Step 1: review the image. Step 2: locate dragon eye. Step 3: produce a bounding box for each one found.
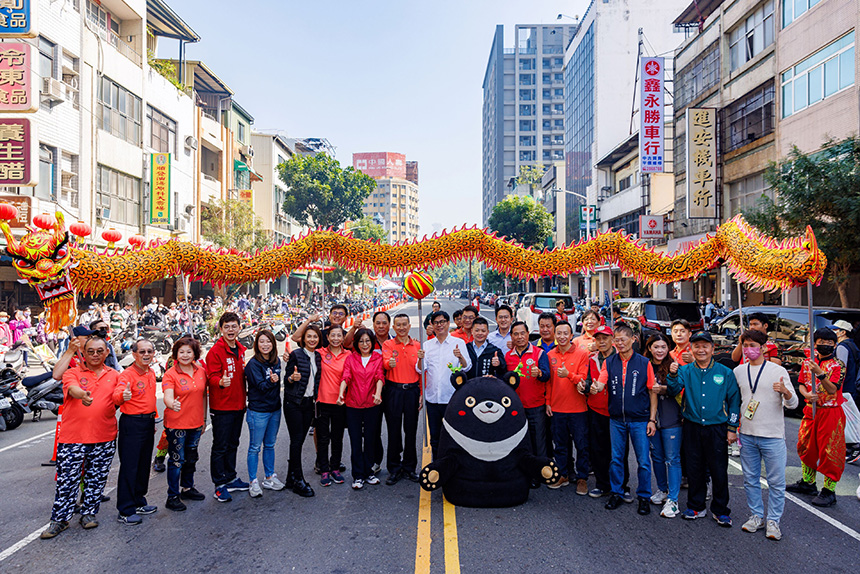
[56,247,67,258]
[16,260,32,269]
[501,396,512,407]
[802,241,811,250]
[465,396,476,407]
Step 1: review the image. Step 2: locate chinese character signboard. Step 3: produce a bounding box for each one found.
[0,193,29,227]
[150,153,171,225]
[0,42,34,112]
[238,188,253,207]
[0,117,34,185]
[686,108,717,219]
[353,152,407,180]
[639,57,664,173]
[0,1,36,38]
[639,214,664,239]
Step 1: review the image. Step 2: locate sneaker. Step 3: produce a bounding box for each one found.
[622,488,634,503]
[308,427,314,437]
[214,486,232,502]
[366,475,380,485]
[786,479,818,496]
[180,487,205,501]
[225,478,250,492]
[79,514,99,529]
[249,479,263,498]
[548,476,569,489]
[810,488,837,507]
[165,496,186,512]
[847,447,860,464]
[575,479,588,496]
[39,521,69,539]
[682,508,707,520]
[152,456,166,473]
[331,470,345,484]
[713,513,732,528]
[660,499,679,518]
[588,487,607,498]
[352,478,364,490]
[371,463,382,475]
[742,515,764,533]
[765,520,782,540]
[604,494,623,510]
[261,474,285,491]
[320,472,333,487]
[650,490,668,505]
[729,443,740,457]
[117,513,142,525]
[637,497,651,515]
[135,505,157,515]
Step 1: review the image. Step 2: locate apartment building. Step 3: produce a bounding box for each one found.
[354,152,420,242]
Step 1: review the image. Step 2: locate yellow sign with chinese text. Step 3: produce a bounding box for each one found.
[150,153,171,225]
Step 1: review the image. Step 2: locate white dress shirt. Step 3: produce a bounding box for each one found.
[419,334,472,405]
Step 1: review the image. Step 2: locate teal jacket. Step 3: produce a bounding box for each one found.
[666,360,741,431]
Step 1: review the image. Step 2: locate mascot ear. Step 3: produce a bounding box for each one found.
[503,371,520,391]
[450,371,468,389]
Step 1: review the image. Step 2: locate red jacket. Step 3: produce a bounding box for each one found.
[205,337,246,411]
[342,352,384,409]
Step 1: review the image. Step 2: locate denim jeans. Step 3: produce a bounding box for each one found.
[739,433,787,523]
[246,409,281,482]
[609,419,651,499]
[649,425,682,502]
[166,426,203,498]
[550,411,589,480]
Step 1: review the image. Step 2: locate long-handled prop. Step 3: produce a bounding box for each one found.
[404,271,435,449]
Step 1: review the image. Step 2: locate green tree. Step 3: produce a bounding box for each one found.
[515,165,546,196]
[430,261,470,289]
[482,268,508,294]
[744,136,860,307]
[200,198,269,253]
[277,153,377,229]
[325,217,388,289]
[488,194,553,248]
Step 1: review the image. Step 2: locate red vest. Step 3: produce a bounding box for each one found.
[506,345,546,408]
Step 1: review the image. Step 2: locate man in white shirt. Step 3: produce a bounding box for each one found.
[488,304,514,351]
[419,310,471,459]
[734,329,797,542]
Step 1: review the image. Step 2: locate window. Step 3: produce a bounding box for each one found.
[519,58,534,71]
[519,74,534,86]
[60,152,79,208]
[520,135,535,146]
[147,106,176,155]
[96,165,141,226]
[520,104,534,116]
[607,208,645,236]
[617,172,637,192]
[728,172,772,216]
[722,81,775,152]
[520,150,536,161]
[519,89,534,101]
[278,155,287,165]
[98,77,141,145]
[542,73,551,84]
[782,0,822,28]
[34,145,54,201]
[729,1,774,71]
[674,42,720,110]
[781,32,854,118]
[38,37,55,80]
[519,120,535,131]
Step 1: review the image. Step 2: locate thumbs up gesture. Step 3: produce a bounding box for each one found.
[773,376,788,396]
[122,383,132,402]
[172,398,181,412]
[452,345,462,359]
[82,391,93,407]
[388,356,397,369]
[491,355,500,367]
[290,366,301,382]
[221,374,231,389]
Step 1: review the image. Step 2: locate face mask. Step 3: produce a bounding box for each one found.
[742,347,762,361]
[0,318,6,322]
[816,344,835,358]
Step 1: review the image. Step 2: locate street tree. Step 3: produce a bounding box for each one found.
[488,195,553,248]
[277,153,377,229]
[200,198,269,253]
[744,136,860,307]
[515,165,546,197]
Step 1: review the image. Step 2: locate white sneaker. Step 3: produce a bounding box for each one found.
[650,490,668,505]
[765,520,782,540]
[249,479,263,498]
[366,475,380,485]
[261,474,285,491]
[730,443,740,457]
[371,463,382,475]
[660,499,679,518]
[352,479,364,490]
[742,515,764,533]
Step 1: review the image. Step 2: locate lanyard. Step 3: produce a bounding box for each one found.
[747,362,766,394]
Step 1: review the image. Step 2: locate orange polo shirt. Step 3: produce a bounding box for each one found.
[382,337,422,385]
[451,328,474,344]
[318,346,351,404]
[573,332,595,354]
[60,364,120,444]
[162,363,207,430]
[114,363,158,415]
[546,344,590,413]
[670,343,692,366]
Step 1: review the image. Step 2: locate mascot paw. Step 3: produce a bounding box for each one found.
[419,468,440,491]
[540,461,560,485]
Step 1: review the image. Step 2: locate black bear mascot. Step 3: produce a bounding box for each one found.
[419,371,559,507]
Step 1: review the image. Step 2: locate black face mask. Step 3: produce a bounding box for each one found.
[816,344,835,358]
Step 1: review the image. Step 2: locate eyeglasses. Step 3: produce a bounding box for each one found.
[432,320,449,326]
[86,348,107,356]
[136,350,155,355]
[330,311,346,317]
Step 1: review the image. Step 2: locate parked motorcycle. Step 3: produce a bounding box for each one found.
[0,347,25,376]
[0,367,26,431]
[20,370,63,422]
[270,322,288,342]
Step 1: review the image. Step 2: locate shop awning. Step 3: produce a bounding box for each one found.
[146,0,201,42]
[234,159,263,182]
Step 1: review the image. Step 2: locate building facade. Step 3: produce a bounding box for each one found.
[354,152,420,242]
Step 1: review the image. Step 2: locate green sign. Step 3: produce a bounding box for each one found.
[150,153,171,225]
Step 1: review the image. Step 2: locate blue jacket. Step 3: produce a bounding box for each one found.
[245,356,282,413]
[666,360,741,430]
[605,352,651,422]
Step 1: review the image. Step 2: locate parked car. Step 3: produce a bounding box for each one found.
[508,292,525,312]
[708,305,860,417]
[615,298,704,339]
[516,293,575,336]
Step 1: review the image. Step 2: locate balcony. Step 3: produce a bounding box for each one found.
[201,173,221,203]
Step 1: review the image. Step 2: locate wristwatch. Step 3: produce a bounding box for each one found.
[815,372,827,381]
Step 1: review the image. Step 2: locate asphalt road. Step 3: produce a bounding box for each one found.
[0,297,858,573]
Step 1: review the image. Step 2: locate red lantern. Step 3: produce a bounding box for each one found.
[128,234,145,247]
[0,202,17,221]
[102,228,122,244]
[33,212,56,230]
[69,220,91,238]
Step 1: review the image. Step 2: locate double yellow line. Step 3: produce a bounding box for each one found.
[414,437,460,574]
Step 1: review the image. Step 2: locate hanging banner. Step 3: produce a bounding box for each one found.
[0,117,35,186]
[0,0,36,38]
[150,153,171,225]
[639,57,664,173]
[0,42,36,112]
[686,108,717,219]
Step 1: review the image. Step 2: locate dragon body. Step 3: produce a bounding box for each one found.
[1,213,826,333]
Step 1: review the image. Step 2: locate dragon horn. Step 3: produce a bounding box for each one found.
[0,220,19,254]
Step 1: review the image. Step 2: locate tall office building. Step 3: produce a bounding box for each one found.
[482,23,577,226]
[354,152,420,242]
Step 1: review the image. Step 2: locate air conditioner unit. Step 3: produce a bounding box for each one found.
[41,77,65,102]
[184,136,198,150]
[175,217,189,233]
[95,206,110,220]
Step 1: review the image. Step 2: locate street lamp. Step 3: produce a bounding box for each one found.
[550,187,594,301]
[557,14,579,21]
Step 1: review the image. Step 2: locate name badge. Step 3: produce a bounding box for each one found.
[744,399,760,420]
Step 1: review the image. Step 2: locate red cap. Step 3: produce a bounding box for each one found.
[594,326,614,337]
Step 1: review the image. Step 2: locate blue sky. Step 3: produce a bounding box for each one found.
[168,0,589,235]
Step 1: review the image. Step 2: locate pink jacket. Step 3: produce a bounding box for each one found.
[342,352,384,409]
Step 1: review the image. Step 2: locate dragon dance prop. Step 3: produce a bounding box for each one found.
[0,211,826,333]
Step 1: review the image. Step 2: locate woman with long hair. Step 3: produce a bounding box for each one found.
[245,330,284,498]
[283,325,322,498]
[315,325,350,487]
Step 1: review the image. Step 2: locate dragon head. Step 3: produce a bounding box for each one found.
[797,225,827,286]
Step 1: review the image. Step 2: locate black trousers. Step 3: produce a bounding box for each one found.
[284,397,314,478]
[374,398,385,467]
[346,405,382,480]
[383,383,420,475]
[426,401,447,460]
[683,420,730,516]
[588,409,629,493]
[116,414,155,516]
[315,402,346,473]
[210,409,245,487]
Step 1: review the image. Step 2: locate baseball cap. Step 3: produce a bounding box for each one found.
[689,331,713,344]
[72,326,96,337]
[830,320,853,332]
[594,326,614,337]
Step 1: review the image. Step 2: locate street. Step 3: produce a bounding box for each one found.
[0,299,858,574]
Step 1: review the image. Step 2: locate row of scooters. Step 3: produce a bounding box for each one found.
[0,348,63,432]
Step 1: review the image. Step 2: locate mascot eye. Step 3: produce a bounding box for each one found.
[501,396,511,407]
[465,396,476,407]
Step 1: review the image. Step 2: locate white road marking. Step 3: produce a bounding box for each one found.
[0,430,55,454]
[727,459,860,542]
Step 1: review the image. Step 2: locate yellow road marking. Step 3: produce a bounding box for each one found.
[443,496,461,574]
[414,428,433,574]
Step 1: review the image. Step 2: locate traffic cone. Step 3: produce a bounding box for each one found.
[42,404,62,467]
